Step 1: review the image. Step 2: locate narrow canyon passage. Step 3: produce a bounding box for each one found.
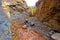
[0,0,60,40]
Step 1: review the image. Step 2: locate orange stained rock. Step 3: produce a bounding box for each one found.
[12,28,46,40]
[11,20,46,40]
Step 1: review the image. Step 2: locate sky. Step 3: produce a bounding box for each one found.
[25,0,38,6]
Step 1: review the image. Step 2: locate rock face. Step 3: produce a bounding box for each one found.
[36,0,60,32]
[1,0,29,40]
[2,0,29,20]
[0,6,11,40]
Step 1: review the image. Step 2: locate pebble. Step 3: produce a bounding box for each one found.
[22,25,27,29]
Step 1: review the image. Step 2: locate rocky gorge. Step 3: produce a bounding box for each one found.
[0,0,60,40]
[36,0,60,32]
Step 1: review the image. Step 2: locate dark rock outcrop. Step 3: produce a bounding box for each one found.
[36,0,60,32]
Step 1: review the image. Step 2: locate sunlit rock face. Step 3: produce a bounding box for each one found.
[2,0,29,20]
[9,0,29,20]
[36,0,60,32]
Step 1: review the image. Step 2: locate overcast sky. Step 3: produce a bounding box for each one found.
[25,0,38,6]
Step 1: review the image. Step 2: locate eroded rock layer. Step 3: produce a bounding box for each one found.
[36,0,60,32]
[2,0,29,20]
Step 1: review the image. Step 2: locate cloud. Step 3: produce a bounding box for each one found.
[25,0,38,6]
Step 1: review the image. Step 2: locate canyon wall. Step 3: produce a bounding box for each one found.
[2,0,29,20]
[36,0,60,31]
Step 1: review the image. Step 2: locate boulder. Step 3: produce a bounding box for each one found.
[51,33,60,40]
